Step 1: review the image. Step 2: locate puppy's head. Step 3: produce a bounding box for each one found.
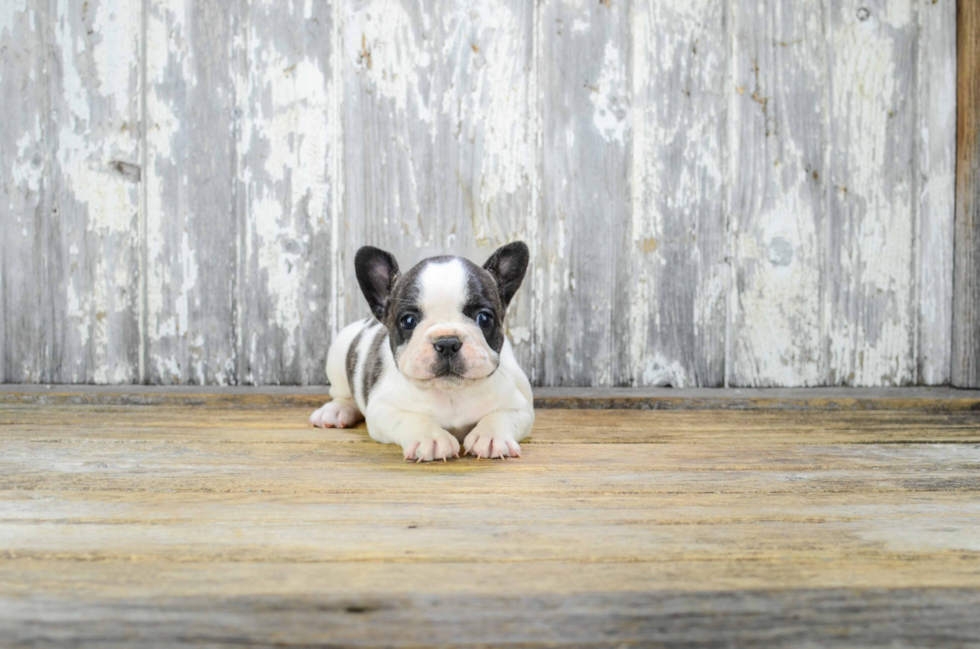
[354,242,529,387]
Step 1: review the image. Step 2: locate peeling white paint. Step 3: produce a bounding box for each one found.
[630,0,726,386]
[54,0,139,235]
[248,46,330,232]
[250,196,303,362]
[733,187,823,386]
[827,1,914,385]
[65,257,118,383]
[880,0,911,28]
[55,0,90,125]
[41,0,141,383]
[347,0,433,124]
[0,0,29,36]
[145,0,200,383]
[144,71,179,349]
[91,0,139,117]
[238,13,335,380]
[915,0,957,384]
[330,0,344,340]
[727,0,830,388]
[442,0,530,207]
[589,40,629,144]
[11,126,42,194]
[1,0,958,387]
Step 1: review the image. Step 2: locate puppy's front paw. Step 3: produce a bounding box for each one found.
[310,400,361,428]
[403,431,460,462]
[463,430,521,459]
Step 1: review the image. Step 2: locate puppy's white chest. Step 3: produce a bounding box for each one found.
[385,380,499,432]
[431,389,501,434]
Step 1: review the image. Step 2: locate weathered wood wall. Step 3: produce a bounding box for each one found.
[953,0,980,388]
[0,0,959,387]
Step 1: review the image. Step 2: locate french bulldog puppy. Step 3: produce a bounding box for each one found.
[309,242,534,462]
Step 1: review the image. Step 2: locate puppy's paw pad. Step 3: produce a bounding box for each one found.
[403,431,460,462]
[309,401,360,429]
[463,432,521,459]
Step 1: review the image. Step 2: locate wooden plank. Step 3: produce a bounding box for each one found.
[3,445,979,497]
[49,0,143,384]
[0,0,48,383]
[1,0,143,383]
[953,0,980,387]
[144,0,239,384]
[3,409,980,500]
[530,386,980,411]
[5,385,980,410]
[3,473,980,559]
[916,0,956,384]
[536,0,632,386]
[237,0,334,385]
[730,0,827,386]
[2,587,979,648]
[826,0,917,386]
[631,0,728,387]
[3,404,980,444]
[339,0,535,370]
[2,557,979,601]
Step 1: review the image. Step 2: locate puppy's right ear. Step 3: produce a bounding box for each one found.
[354,246,400,320]
[483,241,529,308]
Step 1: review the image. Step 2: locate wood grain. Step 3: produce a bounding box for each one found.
[2,0,143,384]
[0,0,49,383]
[50,0,144,385]
[631,0,728,388]
[826,0,917,386]
[916,0,956,384]
[953,0,980,387]
[536,0,632,387]
[730,0,828,386]
[1,396,979,645]
[4,403,980,443]
[238,0,335,385]
[2,588,979,648]
[144,0,240,384]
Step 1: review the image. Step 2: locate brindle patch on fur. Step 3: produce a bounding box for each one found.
[345,327,365,399]
[362,326,388,405]
[382,259,427,358]
[462,260,505,353]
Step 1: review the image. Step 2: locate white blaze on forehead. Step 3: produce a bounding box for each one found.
[417,259,469,321]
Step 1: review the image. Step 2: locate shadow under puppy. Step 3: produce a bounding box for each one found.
[310,242,534,462]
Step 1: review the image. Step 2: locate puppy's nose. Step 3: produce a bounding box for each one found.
[433,336,462,359]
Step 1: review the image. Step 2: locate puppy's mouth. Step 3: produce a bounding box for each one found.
[412,359,490,385]
[429,360,469,381]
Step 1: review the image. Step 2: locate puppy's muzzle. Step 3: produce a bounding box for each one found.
[433,336,462,360]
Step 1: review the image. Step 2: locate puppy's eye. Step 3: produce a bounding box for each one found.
[400,314,418,331]
[477,312,494,329]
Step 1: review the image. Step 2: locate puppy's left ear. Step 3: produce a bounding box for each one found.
[355,246,400,320]
[483,241,529,308]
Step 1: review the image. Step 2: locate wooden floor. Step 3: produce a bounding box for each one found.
[2,390,980,647]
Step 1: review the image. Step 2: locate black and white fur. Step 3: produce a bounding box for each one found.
[309,242,534,462]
